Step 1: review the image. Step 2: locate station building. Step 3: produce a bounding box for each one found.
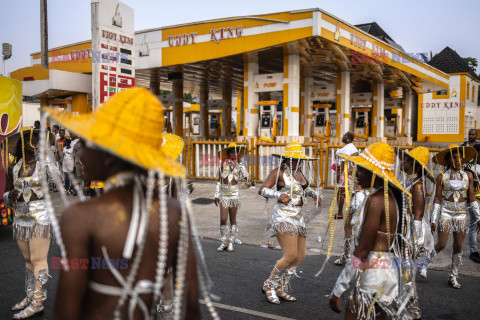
[10,7,479,143]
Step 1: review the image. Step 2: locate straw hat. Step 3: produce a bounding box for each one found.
[273,142,317,160]
[432,144,476,166]
[161,133,184,160]
[44,87,186,178]
[218,143,247,159]
[397,146,434,182]
[339,142,410,195]
[1,129,55,158]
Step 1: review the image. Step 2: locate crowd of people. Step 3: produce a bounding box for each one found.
[1,87,479,319]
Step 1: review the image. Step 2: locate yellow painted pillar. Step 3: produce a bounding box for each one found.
[335,71,351,137]
[243,53,259,137]
[72,93,88,114]
[283,51,300,136]
[460,75,466,141]
[372,81,385,137]
[303,77,314,137]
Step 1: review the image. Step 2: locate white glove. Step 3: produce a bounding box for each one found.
[414,220,424,248]
[214,182,221,199]
[261,187,284,200]
[431,203,440,224]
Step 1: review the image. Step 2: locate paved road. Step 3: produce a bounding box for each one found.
[1,223,478,319]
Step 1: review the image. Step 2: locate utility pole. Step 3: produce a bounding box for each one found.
[2,43,12,76]
[40,0,48,69]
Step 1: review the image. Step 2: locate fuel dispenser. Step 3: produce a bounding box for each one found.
[352,108,370,140]
[208,99,226,138]
[384,109,398,139]
[312,104,332,141]
[258,101,282,142]
[208,110,222,139]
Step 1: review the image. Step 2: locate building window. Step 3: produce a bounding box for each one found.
[120,48,131,55]
[467,82,470,101]
[121,58,132,65]
[472,85,475,102]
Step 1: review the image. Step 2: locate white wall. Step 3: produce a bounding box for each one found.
[22,102,40,127]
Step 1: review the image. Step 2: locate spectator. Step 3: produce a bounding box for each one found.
[33,120,40,130]
[52,125,60,140]
[62,138,76,195]
[56,129,66,164]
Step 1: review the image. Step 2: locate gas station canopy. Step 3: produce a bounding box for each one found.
[134,8,448,95]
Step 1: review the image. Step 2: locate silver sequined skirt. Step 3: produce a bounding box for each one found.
[349,251,403,319]
[439,200,468,233]
[219,185,240,209]
[266,203,307,237]
[13,200,52,241]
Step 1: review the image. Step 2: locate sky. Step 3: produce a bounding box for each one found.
[1,0,479,75]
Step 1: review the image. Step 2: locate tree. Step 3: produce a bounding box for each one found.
[463,57,478,72]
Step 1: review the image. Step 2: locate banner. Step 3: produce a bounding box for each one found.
[0,76,22,199]
[91,0,135,109]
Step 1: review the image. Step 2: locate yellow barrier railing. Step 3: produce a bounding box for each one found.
[183,137,445,187]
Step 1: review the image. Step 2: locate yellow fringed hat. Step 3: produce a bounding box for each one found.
[339,142,410,195]
[273,142,317,160]
[397,146,434,182]
[432,144,476,166]
[43,87,186,178]
[161,133,184,160]
[218,143,247,159]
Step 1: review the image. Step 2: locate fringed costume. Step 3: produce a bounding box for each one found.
[330,143,414,320]
[6,159,51,241]
[427,144,480,289]
[215,143,249,252]
[261,143,322,305]
[39,88,219,320]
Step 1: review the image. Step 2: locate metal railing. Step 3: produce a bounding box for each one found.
[182,138,447,187]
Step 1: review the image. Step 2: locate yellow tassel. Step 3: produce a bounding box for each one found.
[343,164,357,229]
[343,162,350,225]
[367,281,386,319]
[20,130,26,173]
[5,138,8,173]
[384,179,391,251]
[316,183,340,276]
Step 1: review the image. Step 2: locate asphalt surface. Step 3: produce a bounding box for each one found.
[1,223,479,320]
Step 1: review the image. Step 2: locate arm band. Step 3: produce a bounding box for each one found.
[214,182,221,199]
[431,203,440,224]
[468,201,480,223]
[261,187,284,200]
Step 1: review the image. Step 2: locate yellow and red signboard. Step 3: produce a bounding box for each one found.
[0,77,22,136]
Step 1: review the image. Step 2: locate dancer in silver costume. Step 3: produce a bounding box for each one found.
[214,143,249,252]
[45,88,211,320]
[330,142,412,320]
[2,129,56,319]
[428,145,480,289]
[259,143,322,305]
[397,146,435,319]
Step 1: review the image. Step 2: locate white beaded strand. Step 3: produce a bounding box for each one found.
[150,171,169,318]
[173,178,190,320]
[113,175,153,320]
[39,114,69,270]
[183,183,220,320]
